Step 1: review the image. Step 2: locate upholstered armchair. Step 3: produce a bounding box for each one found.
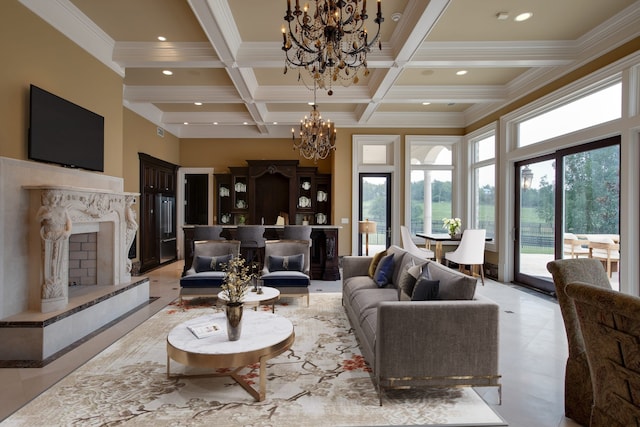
[546,258,612,426]
[179,240,241,304]
[261,239,311,306]
[566,281,640,426]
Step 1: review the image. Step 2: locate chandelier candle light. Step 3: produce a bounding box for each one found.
[282,0,384,95]
[292,82,337,162]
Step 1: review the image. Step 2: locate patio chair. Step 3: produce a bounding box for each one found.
[588,237,619,278]
[563,233,589,258]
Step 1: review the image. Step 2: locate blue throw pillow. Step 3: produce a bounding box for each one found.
[268,254,304,272]
[373,253,395,287]
[194,254,233,273]
[411,277,440,301]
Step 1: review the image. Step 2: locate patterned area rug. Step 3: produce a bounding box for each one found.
[4,294,506,426]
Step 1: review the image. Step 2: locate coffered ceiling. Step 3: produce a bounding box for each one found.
[20,0,640,139]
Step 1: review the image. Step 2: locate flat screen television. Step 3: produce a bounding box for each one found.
[28,84,104,172]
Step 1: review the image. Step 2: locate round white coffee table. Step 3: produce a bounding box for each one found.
[166,310,294,401]
[217,286,280,312]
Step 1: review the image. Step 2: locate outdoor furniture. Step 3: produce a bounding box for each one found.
[566,281,640,426]
[563,233,589,258]
[588,237,620,278]
[261,239,311,306]
[400,225,435,260]
[546,258,612,426]
[444,229,486,285]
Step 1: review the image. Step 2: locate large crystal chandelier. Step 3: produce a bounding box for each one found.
[282,0,384,95]
[292,84,337,162]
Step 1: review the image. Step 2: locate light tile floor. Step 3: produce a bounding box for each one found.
[0,260,582,427]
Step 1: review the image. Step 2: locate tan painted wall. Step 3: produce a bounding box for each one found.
[0,1,124,177]
[181,128,462,256]
[179,138,332,174]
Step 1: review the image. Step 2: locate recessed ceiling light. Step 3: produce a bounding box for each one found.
[391,12,402,22]
[194,102,202,106]
[213,122,218,125]
[157,36,167,41]
[243,122,249,125]
[515,12,533,22]
[162,70,173,76]
[456,70,468,76]
[422,102,431,105]
[273,122,278,125]
[183,122,189,125]
[308,101,315,106]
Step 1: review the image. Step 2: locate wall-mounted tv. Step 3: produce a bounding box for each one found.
[28,84,104,172]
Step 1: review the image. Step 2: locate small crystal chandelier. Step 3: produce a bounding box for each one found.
[282,0,384,95]
[292,83,337,162]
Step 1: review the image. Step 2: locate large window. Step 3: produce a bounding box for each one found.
[406,137,457,236]
[470,133,496,239]
[517,82,622,147]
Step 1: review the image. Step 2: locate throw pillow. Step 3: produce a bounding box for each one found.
[411,278,440,301]
[194,254,233,273]
[268,254,305,272]
[397,263,423,300]
[373,253,395,287]
[368,250,387,278]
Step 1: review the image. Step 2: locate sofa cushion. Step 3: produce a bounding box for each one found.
[368,250,387,277]
[267,254,304,272]
[373,253,395,287]
[397,264,422,301]
[194,254,233,273]
[412,277,440,301]
[427,262,477,300]
[343,276,378,304]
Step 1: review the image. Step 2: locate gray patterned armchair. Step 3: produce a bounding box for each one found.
[547,258,612,426]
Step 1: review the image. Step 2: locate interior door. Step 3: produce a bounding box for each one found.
[358,173,391,255]
[184,174,208,225]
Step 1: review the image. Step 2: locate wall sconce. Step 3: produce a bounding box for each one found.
[521,165,534,189]
[358,219,377,256]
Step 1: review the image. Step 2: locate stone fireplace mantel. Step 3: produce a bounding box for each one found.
[24,185,139,313]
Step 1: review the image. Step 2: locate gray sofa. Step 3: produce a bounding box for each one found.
[342,245,501,403]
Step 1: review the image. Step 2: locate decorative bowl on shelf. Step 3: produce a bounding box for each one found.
[315,212,327,224]
[317,190,327,202]
[220,187,230,197]
[301,181,311,190]
[234,182,246,192]
[298,196,311,208]
[236,200,247,209]
[221,213,231,224]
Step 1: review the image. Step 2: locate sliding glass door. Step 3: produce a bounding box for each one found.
[514,137,620,293]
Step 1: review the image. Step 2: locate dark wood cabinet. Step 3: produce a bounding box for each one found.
[215,160,331,226]
[139,153,178,273]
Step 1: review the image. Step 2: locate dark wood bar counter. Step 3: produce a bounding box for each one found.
[182,225,340,281]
